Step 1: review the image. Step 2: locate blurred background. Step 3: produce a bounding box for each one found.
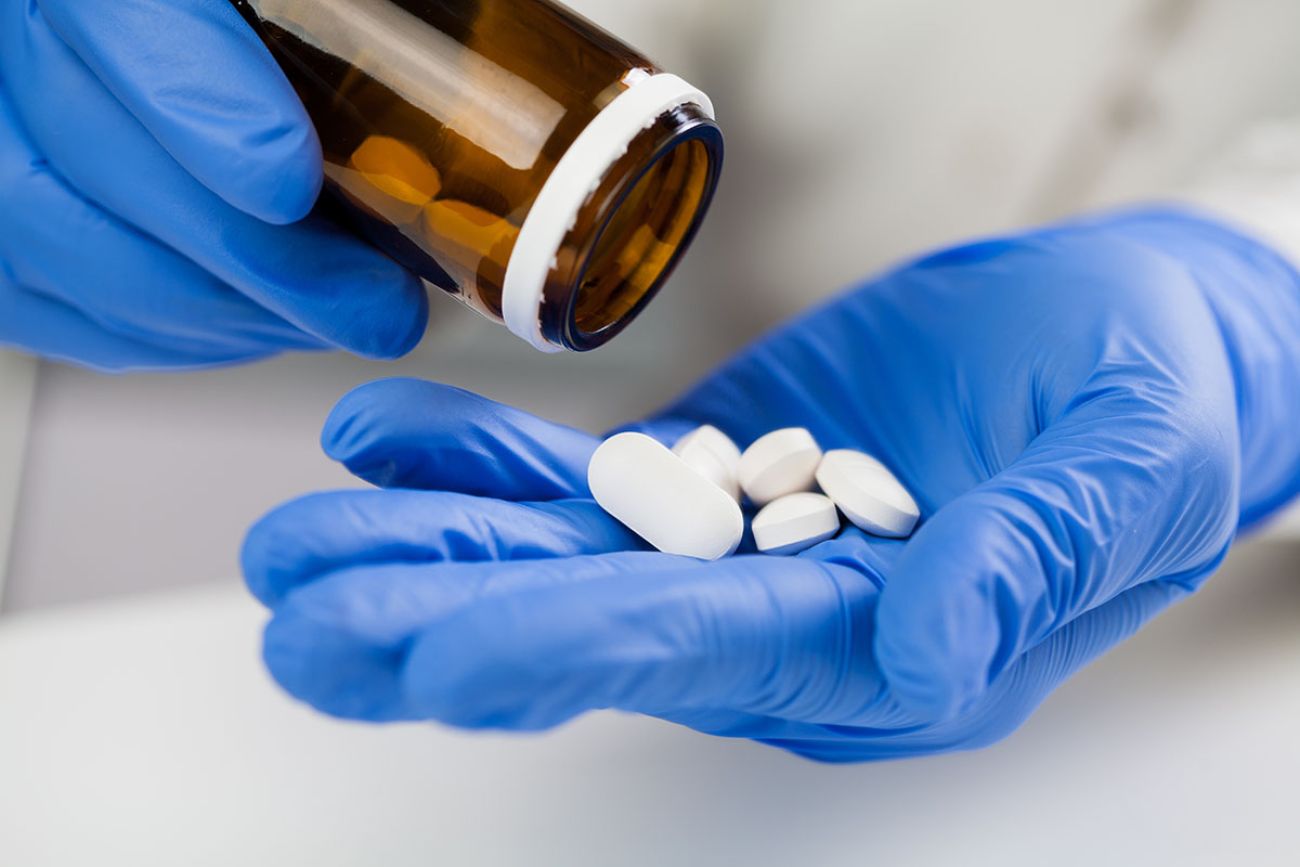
[1,1,1299,864]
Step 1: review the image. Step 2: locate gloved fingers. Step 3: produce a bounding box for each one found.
[875,381,1239,724]
[242,489,646,607]
[0,276,267,372]
[259,546,1182,744]
[261,552,700,721]
[0,22,427,360]
[397,557,889,731]
[0,98,327,356]
[323,379,598,498]
[35,0,322,224]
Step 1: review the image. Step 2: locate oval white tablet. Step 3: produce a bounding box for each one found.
[589,433,744,560]
[738,427,822,506]
[816,450,920,538]
[674,425,741,500]
[752,492,841,556]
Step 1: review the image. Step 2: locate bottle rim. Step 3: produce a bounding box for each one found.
[547,111,722,351]
[501,73,718,352]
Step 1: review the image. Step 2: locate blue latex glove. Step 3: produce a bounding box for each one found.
[243,209,1300,760]
[0,0,427,372]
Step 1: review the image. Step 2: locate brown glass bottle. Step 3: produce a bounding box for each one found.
[229,0,723,351]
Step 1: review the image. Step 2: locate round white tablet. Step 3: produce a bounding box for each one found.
[589,433,744,561]
[673,425,741,500]
[752,492,841,556]
[738,427,822,506]
[816,450,920,538]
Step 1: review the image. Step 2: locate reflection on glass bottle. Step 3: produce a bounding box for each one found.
[230,0,723,351]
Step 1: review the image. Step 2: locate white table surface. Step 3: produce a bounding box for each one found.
[1,536,1297,867]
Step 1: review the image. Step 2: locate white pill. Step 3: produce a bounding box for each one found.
[752,493,841,556]
[738,427,822,506]
[589,433,744,561]
[816,450,920,538]
[673,425,741,500]
[674,424,742,470]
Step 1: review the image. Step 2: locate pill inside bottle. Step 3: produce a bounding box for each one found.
[230,0,724,353]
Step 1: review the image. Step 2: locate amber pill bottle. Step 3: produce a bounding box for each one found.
[229,0,723,351]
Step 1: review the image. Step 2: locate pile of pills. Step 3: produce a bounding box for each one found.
[587,426,920,561]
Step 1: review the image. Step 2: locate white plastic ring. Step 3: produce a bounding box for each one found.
[502,73,715,352]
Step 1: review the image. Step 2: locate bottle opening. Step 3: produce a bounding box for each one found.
[535,102,723,351]
[572,133,716,338]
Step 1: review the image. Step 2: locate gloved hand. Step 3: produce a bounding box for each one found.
[0,0,427,372]
[243,209,1300,761]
